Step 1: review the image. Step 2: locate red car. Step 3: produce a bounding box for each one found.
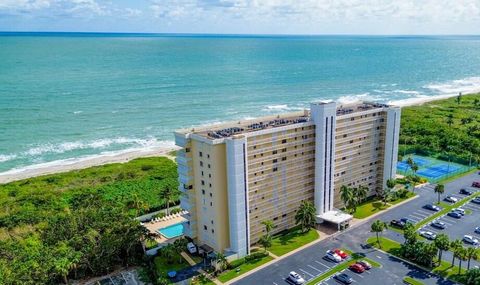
[333,249,348,259]
[472,181,480,188]
[349,263,365,273]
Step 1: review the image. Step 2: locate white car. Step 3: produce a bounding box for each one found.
[187,242,197,254]
[463,235,479,245]
[453,208,466,215]
[288,271,305,284]
[419,231,437,240]
[325,250,342,263]
[445,196,459,203]
[475,227,480,234]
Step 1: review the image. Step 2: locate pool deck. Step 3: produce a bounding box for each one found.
[143,213,188,244]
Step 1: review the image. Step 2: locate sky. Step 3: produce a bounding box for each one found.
[0,0,480,35]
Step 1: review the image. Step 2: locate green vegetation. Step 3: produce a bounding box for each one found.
[0,157,179,284]
[403,276,425,285]
[294,200,317,233]
[307,253,380,284]
[352,189,415,219]
[154,255,190,280]
[366,236,401,254]
[217,253,274,283]
[400,93,480,167]
[269,226,319,256]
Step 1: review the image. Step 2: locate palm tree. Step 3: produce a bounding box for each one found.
[466,247,479,270]
[215,253,228,272]
[258,234,272,252]
[160,244,176,264]
[465,268,480,285]
[340,185,354,213]
[386,179,396,190]
[474,98,480,108]
[446,114,454,127]
[434,184,445,204]
[406,157,414,175]
[261,220,275,238]
[128,193,149,217]
[371,220,388,248]
[295,201,316,233]
[354,185,368,205]
[434,234,450,265]
[159,181,180,215]
[457,246,468,274]
[456,92,462,105]
[403,223,417,245]
[450,239,463,266]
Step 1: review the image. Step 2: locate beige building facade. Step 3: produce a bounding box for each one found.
[174,101,400,258]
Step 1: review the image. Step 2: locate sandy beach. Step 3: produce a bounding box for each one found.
[1,92,477,185]
[0,145,180,184]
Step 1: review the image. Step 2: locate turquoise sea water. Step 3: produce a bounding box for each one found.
[1,33,480,173]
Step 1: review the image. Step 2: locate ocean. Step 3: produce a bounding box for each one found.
[1,33,480,174]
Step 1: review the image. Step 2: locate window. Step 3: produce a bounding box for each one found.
[211,220,214,224]
[282,157,287,161]
[342,157,346,160]
[185,148,190,152]
[282,139,287,144]
[211,229,215,233]
[343,134,347,138]
[208,164,211,168]
[350,140,354,144]
[209,183,212,188]
[351,117,354,121]
[272,150,277,155]
[210,193,212,197]
[273,217,278,221]
[199,151,203,157]
[200,161,203,167]
[201,171,204,176]
[204,225,207,230]
[201,180,205,185]
[208,174,211,178]
[254,155,256,158]
[282,148,287,152]
[282,214,287,218]
[210,202,213,206]
[202,189,205,195]
[207,154,210,159]
[273,167,278,172]
[273,159,278,163]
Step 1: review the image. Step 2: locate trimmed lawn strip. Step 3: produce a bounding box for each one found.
[307,255,380,284]
[414,192,480,230]
[269,227,319,256]
[352,192,416,219]
[366,236,402,255]
[217,255,274,283]
[432,260,465,282]
[403,276,425,285]
[154,256,190,279]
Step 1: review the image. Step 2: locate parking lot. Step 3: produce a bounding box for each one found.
[317,264,381,285]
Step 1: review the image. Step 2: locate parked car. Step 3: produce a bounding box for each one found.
[288,271,305,285]
[187,242,197,254]
[445,196,459,203]
[472,182,480,188]
[425,204,441,211]
[334,273,353,284]
[475,227,480,234]
[357,260,372,270]
[400,218,415,225]
[448,211,462,219]
[325,250,342,262]
[463,235,479,245]
[333,249,349,259]
[472,197,480,204]
[349,263,365,273]
[452,208,466,216]
[430,220,446,229]
[390,219,406,228]
[420,231,437,240]
[460,188,473,195]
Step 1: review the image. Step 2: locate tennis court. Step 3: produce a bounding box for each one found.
[397,155,471,182]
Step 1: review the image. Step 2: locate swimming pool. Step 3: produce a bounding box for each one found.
[158,223,184,239]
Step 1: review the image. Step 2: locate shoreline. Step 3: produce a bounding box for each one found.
[1,92,478,185]
[0,146,180,184]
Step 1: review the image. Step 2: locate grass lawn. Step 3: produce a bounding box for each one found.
[366,236,402,255]
[217,255,274,283]
[154,255,191,279]
[432,260,465,282]
[403,276,425,285]
[269,226,319,256]
[307,251,380,284]
[352,192,416,219]
[145,239,158,250]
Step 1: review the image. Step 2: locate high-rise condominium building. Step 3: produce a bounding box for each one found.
[174,101,400,258]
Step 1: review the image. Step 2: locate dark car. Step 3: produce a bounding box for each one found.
[472,197,480,204]
[400,218,415,225]
[472,181,480,188]
[447,211,462,219]
[334,273,353,284]
[425,204,441,211]
[390,219,406,228]
[430,220,446,229]
[460,188,473,195]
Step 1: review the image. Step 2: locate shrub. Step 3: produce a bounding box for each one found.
[228,258,245,269]
[170,208,182,214]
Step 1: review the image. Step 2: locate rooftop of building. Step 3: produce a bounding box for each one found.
[176,101,391,140]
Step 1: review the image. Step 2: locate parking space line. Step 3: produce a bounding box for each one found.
[307,264,323,273]
[417,209,431,215]
[299,268,315,278]
[410,213,427,220]
[315,260,331,268]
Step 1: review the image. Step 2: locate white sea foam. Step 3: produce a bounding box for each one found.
[424,76,480,95]
[262,104,306,112]
[0,154,16,163]
[336,93,386,104]
[73,111,83,114]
